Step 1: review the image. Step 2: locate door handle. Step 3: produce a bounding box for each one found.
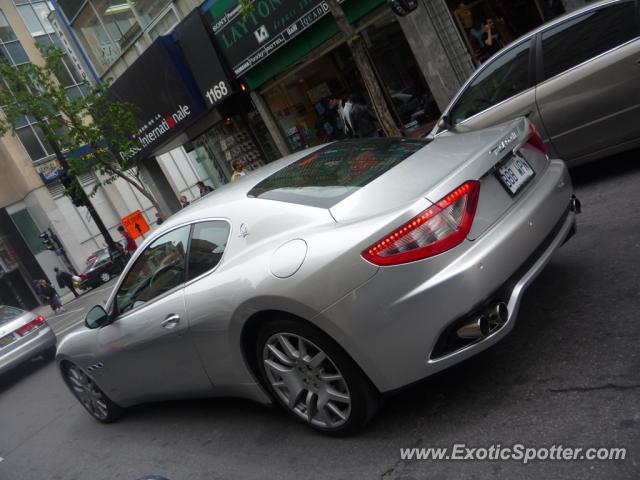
[161,314,180,329]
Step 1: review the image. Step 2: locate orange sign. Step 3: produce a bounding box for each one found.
[121,210,150,239]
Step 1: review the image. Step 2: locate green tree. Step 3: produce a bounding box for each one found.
[0,45,165,220]
[239,0,401,137]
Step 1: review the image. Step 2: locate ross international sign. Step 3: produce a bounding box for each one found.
[203,0,345,75]
[109,36,206,161]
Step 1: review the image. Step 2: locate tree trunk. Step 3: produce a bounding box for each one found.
[325,0,401,137]
[106,165,168,220]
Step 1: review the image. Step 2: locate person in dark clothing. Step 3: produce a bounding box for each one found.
[54,267,79,298]
[480,17,501,61]
[196,181,213,197]
[39,279,63,313]
[349,94,380,138]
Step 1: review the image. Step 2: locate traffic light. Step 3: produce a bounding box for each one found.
[40,232,55,250]
[387,0,419,16]
[60,173,86,207]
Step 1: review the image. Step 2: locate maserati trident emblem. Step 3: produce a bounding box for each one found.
[238,223,249,238]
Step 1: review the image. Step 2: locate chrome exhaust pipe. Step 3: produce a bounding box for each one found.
[485,302,508,331]
[457,315,490,340]
[570,194,581,214]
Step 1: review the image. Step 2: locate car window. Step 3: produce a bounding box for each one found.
[0,305,23,326]
[187,221,230,280]
[116,226,190,314]
[449,40,531,125]
[541,2,639,81]
[248,139,427,208]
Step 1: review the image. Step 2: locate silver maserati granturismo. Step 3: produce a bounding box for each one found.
[57,117,579,435]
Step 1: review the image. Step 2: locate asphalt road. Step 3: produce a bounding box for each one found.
[1,153,639,480]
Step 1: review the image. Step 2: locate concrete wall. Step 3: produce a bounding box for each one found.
[396,3,468,111]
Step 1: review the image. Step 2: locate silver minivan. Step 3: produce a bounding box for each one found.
[431,0,640,165]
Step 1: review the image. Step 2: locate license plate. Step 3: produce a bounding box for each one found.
[496,154,535,195]
[0,334,15,349]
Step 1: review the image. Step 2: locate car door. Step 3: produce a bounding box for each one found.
[95,225,212,403]
[535,0,640,162]
[437,37,550,149]
[180,220,236,385]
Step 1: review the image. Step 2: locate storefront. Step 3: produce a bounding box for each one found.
[108,20,278,208]
[202,0,442,152]
[174,12,280,187]
[448,0,566,64]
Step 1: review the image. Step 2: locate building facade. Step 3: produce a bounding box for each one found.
[0,0,163,308]
[52,0,593,205]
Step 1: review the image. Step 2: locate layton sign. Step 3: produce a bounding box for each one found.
[203,0,345,76]
[121,210,150,240]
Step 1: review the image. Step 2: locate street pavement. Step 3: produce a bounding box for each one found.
[0,152,639,480]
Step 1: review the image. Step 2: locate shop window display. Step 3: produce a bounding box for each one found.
[450,0,565,64]
[186,116,267,188]
[263,13,440,152]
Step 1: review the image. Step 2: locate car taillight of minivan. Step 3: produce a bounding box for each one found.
[16,315,47,336]
[362,181,480,266]
[526,123,548,155]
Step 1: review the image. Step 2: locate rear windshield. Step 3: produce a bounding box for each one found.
[0,305,24,326]
[248,139,427,208]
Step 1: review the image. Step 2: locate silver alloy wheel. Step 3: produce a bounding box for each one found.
[99,272,110,283]
[66,365,110,420]
[262,332,351,428]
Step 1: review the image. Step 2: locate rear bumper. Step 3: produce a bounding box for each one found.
[0,326,56,375]
[316,160,575,392]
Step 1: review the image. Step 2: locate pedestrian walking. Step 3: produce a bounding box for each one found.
[349,94,380,138]
[117,225,137,259]
[40,279,64,313]
[54,267,79,298]
[196,181,214,197]
[180,195,190,209]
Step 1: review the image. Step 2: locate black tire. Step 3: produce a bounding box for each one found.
[62,362,123,423]
[256,317,380,436]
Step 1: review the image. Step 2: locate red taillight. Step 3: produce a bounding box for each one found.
[526,123,548,155]
[80,272,88,280]
[16,315,47,337]
[362,181,481,266]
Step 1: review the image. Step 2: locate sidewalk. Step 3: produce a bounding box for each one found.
[33,291,80,318]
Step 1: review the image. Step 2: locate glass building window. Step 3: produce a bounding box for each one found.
[74,2,121,73]
[0,10,18,42]
[134,0,172,28]
[59,0,172,74]
[13,1,88,99]
[16,3,54,36]
[92,0,140,50]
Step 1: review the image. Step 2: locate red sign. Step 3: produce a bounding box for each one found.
[121,210,150,239]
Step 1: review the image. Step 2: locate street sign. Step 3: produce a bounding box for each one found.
[121,210,150,239]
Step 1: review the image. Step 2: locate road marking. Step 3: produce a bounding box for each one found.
[55,319,85,337]
[50,307,84,319]
[0,456,4,462]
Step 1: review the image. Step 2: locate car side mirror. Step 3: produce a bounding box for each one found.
[437,114,451,132]
[85,305,110,329]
